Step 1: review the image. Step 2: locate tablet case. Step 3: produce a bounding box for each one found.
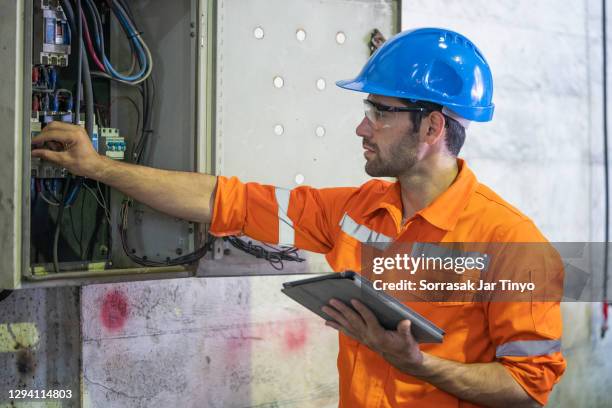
[281,271,444,343]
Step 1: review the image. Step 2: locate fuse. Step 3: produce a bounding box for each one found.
[48,67,57,89]
[32,66,40,84]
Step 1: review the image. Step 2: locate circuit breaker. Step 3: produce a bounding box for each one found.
[0,0,399,289]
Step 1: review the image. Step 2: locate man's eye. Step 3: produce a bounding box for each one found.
[376,110,389,120]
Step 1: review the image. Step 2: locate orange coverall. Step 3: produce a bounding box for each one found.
[210,159,566,407]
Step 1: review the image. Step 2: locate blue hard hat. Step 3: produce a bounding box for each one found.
[336,27,495,122]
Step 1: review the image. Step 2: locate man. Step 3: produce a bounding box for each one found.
[33,28,565,407]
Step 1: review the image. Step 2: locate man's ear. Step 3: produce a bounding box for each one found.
[423,111,446,145]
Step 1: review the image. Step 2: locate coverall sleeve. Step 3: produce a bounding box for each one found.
[486,220,567,406]
[209,176,356,253]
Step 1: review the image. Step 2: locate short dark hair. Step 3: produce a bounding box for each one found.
[400,99,466,156]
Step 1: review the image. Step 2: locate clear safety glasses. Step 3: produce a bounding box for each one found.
[363,99,428,129]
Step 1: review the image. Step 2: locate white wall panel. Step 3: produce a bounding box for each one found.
[216,0,398,188]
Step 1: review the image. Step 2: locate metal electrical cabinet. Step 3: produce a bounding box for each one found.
[0,0,400,290]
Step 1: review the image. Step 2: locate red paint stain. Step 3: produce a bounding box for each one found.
[223,327,254,366]
[283,320,308,352]
[100,290,129,331]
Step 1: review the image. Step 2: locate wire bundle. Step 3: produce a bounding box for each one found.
[82,0,153,85]
[224,236,305,271]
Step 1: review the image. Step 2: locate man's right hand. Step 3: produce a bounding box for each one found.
[32,121,105,178]
[31,120,217,223]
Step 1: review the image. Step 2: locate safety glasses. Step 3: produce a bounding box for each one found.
[363,99,428,129]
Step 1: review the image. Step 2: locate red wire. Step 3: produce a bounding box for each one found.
[32,66,39,84]
[80,9,106,72]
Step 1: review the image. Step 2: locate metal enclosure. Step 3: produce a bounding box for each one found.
[109,0,199,269]
[0,1,25,290]
[0,0,400,289]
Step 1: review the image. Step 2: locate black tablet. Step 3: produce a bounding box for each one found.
[281,271,444,343]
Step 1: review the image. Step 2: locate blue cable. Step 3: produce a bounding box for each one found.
[99,1,148,82]
[83,0,150,83]
[65,181,82,206]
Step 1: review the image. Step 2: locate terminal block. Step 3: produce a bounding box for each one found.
[100,128,126,160]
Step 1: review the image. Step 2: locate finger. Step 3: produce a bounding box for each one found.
[31,149,66,164]
[325,320,342,330]
[397,320,417,345]
[45,120,79,131]
[351,299,384,331]
[329,299,366,331]
[33,129,73,145]
[322,305,353,331]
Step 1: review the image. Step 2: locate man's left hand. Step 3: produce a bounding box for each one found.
[322,299,424,372]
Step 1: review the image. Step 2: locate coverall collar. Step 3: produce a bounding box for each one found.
[363,159,478,232]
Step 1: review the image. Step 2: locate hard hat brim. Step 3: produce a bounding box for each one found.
[336,78,495,122]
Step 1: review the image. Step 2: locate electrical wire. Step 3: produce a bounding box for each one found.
[83,0,152,85]
[72,0,206,267]
[224,236,305,271]
[106,0,153,84]
[51,0,95,272]
[81,7,105,71]
[39,191,61,207]
[75,0,82,124]
[83,183,111,226]
[109,96,140,136]
[51,0,83,273]
[53,179,72,272]
[118,199,212,266]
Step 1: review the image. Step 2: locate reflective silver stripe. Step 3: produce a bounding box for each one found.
[339,213,393,246]
[496,339,561,358]
[275,187,294,246]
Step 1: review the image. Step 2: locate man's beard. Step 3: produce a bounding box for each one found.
[364,131,419,177]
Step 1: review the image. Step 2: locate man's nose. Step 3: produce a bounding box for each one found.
[356,116,372,139]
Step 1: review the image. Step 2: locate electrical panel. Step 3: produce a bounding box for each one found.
[0,0,399,289]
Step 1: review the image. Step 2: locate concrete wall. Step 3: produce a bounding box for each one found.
[80,277,339,408]
[0,288,81,408]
